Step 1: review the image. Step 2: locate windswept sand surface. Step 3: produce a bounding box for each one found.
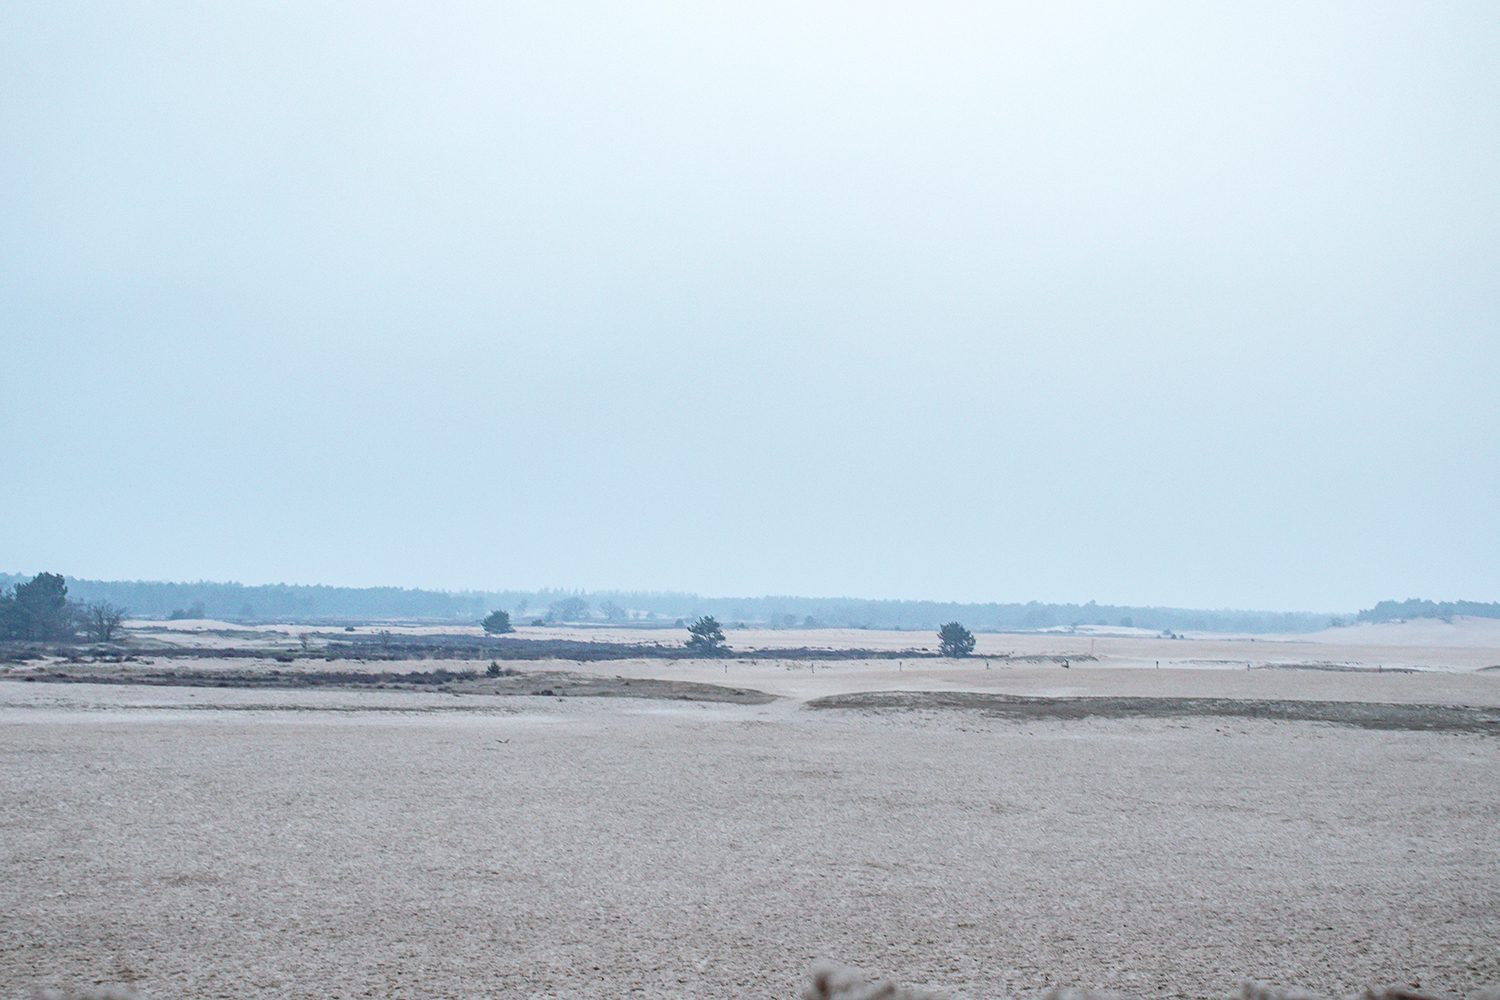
[548,658,1500,708]
[3,636,1499,998]
[11,655,1500,710]
[119,616,1500,671]
[2,697,1498,997]
[511,615,1500,670]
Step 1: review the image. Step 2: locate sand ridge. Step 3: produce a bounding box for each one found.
[5,622,1499,998]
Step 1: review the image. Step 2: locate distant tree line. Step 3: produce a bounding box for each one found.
[0,572,1344,634]
[0,572,127,642]
[1356,598,1500,623]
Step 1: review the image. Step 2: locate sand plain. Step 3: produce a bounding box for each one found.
[121,615,1500,671]
[2,623,1498,999]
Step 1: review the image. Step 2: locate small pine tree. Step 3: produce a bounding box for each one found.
[937,621,976,657]
[685,615,728,655]
[481,609,514,635]
[10,572,73,641]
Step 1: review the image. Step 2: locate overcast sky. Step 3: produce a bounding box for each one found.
[2,2,1496,611]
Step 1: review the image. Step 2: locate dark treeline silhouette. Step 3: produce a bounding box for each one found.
[1,572,127,642]
[1357,598,1500,623]
[0,572,1344,633]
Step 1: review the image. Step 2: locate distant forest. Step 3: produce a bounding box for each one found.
[0,573,1349,633]
[1356,598,1500,623]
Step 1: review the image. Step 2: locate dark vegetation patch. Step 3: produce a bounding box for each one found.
[10,667,777,704]
[1253,662,1424,674]
[5,635,1101,664]
[315,634,939,662]
[805,690,1500,736]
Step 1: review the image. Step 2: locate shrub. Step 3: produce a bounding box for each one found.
[80,601,128,642]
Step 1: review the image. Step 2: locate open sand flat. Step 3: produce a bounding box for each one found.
[4,625,1498,998]
[12,654,1500,710]
[486,616,1500,671]
[4,655,1500,1000]
[533,657,1500,708]
[118,617,1500,672]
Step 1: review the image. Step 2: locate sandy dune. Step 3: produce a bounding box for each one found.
[4,624,1499,998]
[120,617,1500,672]
[4,693,1497,999]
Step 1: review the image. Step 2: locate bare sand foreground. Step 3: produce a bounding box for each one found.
[2,625,1499,999]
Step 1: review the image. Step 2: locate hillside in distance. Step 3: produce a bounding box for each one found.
[0,572,1350,633]
[1357,598,1500,623]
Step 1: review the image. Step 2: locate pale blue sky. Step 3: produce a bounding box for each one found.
[2,2,1496,611]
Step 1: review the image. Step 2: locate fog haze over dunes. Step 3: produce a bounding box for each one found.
[3,4,1498,998]
[2,571,1351,632]
[3,3,1498,610]
[9,571,1500,635]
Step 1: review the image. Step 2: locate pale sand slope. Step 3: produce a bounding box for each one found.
[545,658,1500,706]
[1285,617,1500,649]
[119,617,1500,672]
[3,681,1499,1000]
[462,619,1500,671]
[10,655,1500,708]
[499,616,1500,669]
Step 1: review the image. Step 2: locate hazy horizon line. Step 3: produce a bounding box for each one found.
[0,568,1400,616]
